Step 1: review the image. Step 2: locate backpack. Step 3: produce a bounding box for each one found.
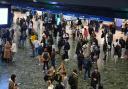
[93,45,99,52]
[65,43,70,50]
[43,52,49,60]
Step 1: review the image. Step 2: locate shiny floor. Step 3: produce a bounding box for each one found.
[0,12,128,89]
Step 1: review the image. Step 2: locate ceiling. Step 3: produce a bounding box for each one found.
[22,0,128,9]
[0,0,128,18]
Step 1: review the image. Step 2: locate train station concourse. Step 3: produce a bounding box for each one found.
[0,0,128,89]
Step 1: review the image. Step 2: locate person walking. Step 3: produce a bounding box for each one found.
[11,41,17,62]
[91,68,101,89]
[51,48,56,68]
[77,51,84,73]
[61,72,69,89]
[68,69,78,89]
[103,40,107,63]
[47,80,54,89]
[8,74,19,89]
[119,37,126,58]
[83,56,92,80]
[83,28,88,40]
[42,48,51,72]
[63,39,70,61]
[4,41,12,63]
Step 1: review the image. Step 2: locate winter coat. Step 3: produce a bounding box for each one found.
[4,43,11,59]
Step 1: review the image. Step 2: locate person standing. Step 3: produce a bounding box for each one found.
[4,41,12,63]
[51,48,56,68]
[61,72,69,89]
[119,37,126,58]
[42,48,51,72]
[103,40,107,63]
[33,39,40,57]
[63,39,70,61]
[0,36,3,60]
[91,68,101,89]
[83,56,92,80]
[11,41,17,62]
[68,69,78,89]
[125,37,128,59]
[107,32,113,52]
[8,74,19,89]
[77,51,84,73]
[83,28,88,40]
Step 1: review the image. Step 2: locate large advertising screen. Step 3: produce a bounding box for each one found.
[0,4,11,28]
[0,8,8,25]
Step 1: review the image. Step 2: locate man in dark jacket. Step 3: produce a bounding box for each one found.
[76,40,83,55]
[77,51,84,72]
[68,69,78,89]
[91,68,101,89]
[63,39,70,61]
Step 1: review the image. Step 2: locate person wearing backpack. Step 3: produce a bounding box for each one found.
[91,43,100,63]
[42,48,51,72]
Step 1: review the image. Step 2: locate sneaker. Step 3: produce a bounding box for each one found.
[121,56,124,59]
[64,59,70,62]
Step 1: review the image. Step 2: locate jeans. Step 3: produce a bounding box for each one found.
[78,60,83,71]
[64,50,69,59]
[32,49,35,57]
[34,48,39,57]
[51,59,55,68]
[43,61,49,70]
[84,69,91,80]
[91,81,98,89]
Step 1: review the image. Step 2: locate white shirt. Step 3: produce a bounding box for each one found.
[33,40,40,48]
[28,23,33,29]
[11,43,17,52]
[113,41,119,47]
[48,84,54,89]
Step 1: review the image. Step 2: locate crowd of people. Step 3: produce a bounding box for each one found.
[1,11,127,89]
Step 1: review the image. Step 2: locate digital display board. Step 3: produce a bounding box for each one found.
[0,4,11,28]
[0,8,8,25]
